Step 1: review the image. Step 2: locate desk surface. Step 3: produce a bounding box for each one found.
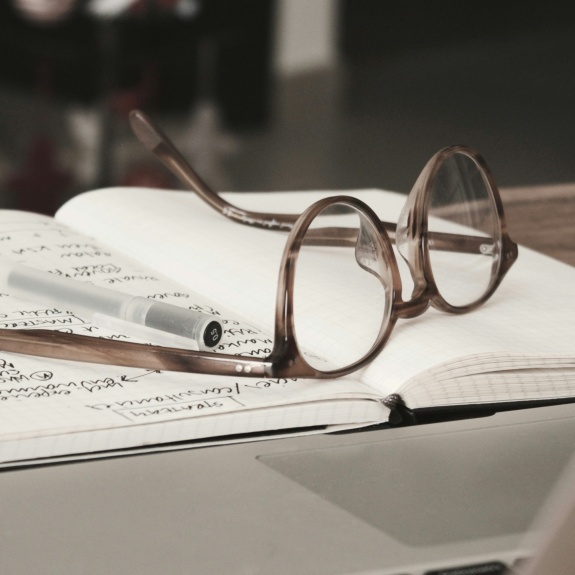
[501,183,575,266]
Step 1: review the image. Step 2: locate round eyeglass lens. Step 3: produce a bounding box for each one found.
[427,152,502,307]
[292,201,393,372]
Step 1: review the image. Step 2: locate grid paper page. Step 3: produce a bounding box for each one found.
[57,187,575,410]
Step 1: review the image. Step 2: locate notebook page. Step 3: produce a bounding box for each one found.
[56,188,413,354]
[0,210,387,465]
[213,192,575,407]
[57,188,309,333]
[361,245,575,406]
[1,398,385,465]
[57,187,575,408]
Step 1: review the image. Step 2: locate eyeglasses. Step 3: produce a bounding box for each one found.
[0,110,518,379]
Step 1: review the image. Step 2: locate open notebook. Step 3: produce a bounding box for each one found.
[0,187,574,466]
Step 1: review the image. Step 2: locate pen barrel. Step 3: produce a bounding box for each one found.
[6,265,130,318]
[4,265,222,349]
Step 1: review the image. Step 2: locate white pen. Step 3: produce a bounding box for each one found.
[0,263,222,351]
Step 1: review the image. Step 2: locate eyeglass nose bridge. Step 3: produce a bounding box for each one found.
[394,294,430,320]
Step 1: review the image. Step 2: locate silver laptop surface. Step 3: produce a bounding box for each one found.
[522,457,575,575]
[1,403,574,574]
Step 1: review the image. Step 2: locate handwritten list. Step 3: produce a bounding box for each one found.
[0,210,381,464]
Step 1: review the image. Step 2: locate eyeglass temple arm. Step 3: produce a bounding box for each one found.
[129,110,492,255]
[0,328,273,377]
[129,109,299,231]
[296,227,492,256]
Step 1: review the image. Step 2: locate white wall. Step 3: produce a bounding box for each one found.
[274,0,338,75]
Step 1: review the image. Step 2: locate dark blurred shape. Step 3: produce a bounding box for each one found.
[0,0,276,127]
[3,133,73,214]
[0,0,276,213]
[12,0,76,24]
[338,0,575,114]
[119,161,175,189]
[339,0,575,58]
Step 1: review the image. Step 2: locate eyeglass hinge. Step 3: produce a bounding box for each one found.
[479,243,495,255]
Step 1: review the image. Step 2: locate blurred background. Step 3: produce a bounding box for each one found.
[1,0,575,214]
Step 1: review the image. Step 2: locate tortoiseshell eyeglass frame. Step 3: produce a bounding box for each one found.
[0,110,518,380]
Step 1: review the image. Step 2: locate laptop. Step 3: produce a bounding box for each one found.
[1,402,574,574]
[522,454,575,575]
